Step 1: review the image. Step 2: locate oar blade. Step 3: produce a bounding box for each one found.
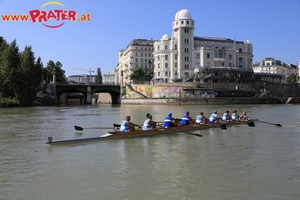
[275,124,282,127]
[220,123,227,130]
[247,122,255,127]
[74,126,83,131]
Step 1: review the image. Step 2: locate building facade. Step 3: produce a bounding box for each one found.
[67,75,96,84]
[103,70,116,84]
[253,57,298,81]
[117,39,154,86]
[152,9,254,83]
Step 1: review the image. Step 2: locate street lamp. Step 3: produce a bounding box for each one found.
[120,70,124,87]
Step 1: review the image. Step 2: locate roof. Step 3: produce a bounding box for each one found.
[103,70,115,75]
[194,36,244,44]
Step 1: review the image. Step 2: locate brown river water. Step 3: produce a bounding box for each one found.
[0,104,300,200]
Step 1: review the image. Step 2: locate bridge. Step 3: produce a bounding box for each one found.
[55,84,122,104]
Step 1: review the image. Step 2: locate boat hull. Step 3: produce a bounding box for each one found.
[45,119,257,145]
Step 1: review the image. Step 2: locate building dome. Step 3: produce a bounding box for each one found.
[175,9,192,20]
[161,34,169,40]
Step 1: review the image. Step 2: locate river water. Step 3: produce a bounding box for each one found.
[0,103,300,200]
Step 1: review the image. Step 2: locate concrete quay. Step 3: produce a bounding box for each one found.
[121,97,300,105]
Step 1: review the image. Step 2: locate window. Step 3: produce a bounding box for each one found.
[149,53,151,57]
[136,58,138,62]
[214,49,225,58]
[229,63,232,67]
[184,57,189,61]
[181,21,184,24]
[175,44,177,50]
[229,55,232,59]
[158,55,160,61]
[141,53,143,57]
[175,54,177,59]
[196,53,200,59]
[158,72,160,76]
[145,59,147,62]
[165,71,169,76]
[184,39,189,44]
[165,55,168,60]
[239,57,243,62]
[185,48,189,53]
[239,65,243,68]
[184,29,189,33]
[136,52,138,56]
[187,21,189,24]
[165,63,168,68]
[207,53,210,58]
[239,48,242,53]
[141,59,143,62]
[184,64,189,69]
[175,62,177,68]
[158,63,160,68]
[158,46,160,51]
[165,45,168,50]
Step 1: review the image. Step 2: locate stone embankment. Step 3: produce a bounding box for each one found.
[122,97,300,105]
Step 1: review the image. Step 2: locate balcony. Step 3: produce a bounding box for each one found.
[214,57,226,62]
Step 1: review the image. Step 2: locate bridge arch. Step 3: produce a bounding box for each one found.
[55,84,121,104]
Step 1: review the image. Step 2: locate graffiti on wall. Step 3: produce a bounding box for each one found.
[153,86,180,98]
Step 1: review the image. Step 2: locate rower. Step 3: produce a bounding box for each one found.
[222,110,232,122]
[142,114,156,130]
[163,113,178,128]
[181,111,195,125]
[231,110,241,121]
[195,112,208,124]
[209,110,220,123]
[119,115,141,132]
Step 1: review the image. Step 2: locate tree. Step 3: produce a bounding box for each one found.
[286,73,299,83]
[130,66,145,81]
[145,69,154,82]
[95,67,102,84]
[45,60,66,83]
[18,46,43,105]
[0,39,20,99]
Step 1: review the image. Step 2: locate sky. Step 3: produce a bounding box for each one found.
[1,0,300,77]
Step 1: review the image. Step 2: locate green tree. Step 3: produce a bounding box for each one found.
[0,39,20,99]
[145,69,154,82]
[18,46,43,105]
[130,66,145,81]
[286,73,299,83]
[45,60,66,83]
[95,67,102,84]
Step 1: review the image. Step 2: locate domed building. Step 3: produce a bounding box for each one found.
[118,9,257,92]
[152,9,254,85]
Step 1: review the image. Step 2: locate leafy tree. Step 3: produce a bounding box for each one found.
[18,46,43,105]
[95,67,102,84]
[145,69,154,81]
[286,73,299,83]
[130,66,145,81]
[0,39,20,99]
[45,60,66,83]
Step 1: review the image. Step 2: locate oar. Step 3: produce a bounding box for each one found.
[257,120,282,127]
[158,124,203,137]
[74,125,115,131]
[220,123,227,130]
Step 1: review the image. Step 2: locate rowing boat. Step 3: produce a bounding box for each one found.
[45,119,257,145]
